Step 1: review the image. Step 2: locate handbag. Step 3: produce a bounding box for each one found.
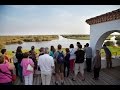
[27,59,33,72]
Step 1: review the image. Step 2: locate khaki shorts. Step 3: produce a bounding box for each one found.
[55,62,64,73]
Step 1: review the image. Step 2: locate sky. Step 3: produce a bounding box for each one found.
[0,5,120,35]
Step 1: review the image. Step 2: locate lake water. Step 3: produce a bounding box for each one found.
[5,35,90,51]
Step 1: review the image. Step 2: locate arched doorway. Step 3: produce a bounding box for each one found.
[86,9,120,68]
[95,30,120,51]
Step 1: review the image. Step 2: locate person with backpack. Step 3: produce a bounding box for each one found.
[72,44,85,81]
[0,55,15,85]
[54,44,65,85]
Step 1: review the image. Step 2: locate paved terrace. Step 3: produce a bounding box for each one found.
[14,66,120,85]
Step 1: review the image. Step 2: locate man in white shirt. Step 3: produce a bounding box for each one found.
[38,47,54,85]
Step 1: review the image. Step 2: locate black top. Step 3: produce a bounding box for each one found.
[64,53,70,63]
[29,50,36,60]
[75,49,85,63]
[16,52,23,63]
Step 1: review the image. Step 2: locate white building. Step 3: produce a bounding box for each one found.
[86,8,120,56]
[85,9,120,68]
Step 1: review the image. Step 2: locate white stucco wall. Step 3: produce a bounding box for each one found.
[90,19,120,56]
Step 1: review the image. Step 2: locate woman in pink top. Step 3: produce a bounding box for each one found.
[0,55,14,85]
[21,52,34,85]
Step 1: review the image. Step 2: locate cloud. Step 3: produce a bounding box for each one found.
[0,5,119,35]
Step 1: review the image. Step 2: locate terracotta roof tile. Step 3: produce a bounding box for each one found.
[86,8,120,25]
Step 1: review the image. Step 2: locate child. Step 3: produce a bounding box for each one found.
[93,50,101,80]
[21,52,34,85]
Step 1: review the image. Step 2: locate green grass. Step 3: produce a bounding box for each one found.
[101,46,120,57]
[62,35,120,40]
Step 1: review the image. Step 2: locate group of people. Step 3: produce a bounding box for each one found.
[0,42,112,85]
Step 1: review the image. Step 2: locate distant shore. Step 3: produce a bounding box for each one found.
[61,34,119,40]
[0,35,59,49]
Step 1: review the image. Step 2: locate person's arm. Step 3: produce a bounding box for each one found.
[51,57,55,70]
[53,52,57,62]
[20,60,23,67]
[92,56,96,69]
[37,57,40,67]
[37,58,41,71]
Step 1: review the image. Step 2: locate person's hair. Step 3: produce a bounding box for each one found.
[86,43,89,47]
[78,44,82,49]
[31,46,35,50]
[39,47,44,52]
[23,52,29,58]
[77,42,80,45]
[69,44,74,48]
[44,47,49,54]
[12,51,15,53]
[0,55,4,64]
[65,48,70,53]
[16,46,22,53]
[1,49,6,54]
[96,50,100,52]
[96,50,100,55]
[103,44,106,47]
[50,46,55,53]
[58,44,62,50]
